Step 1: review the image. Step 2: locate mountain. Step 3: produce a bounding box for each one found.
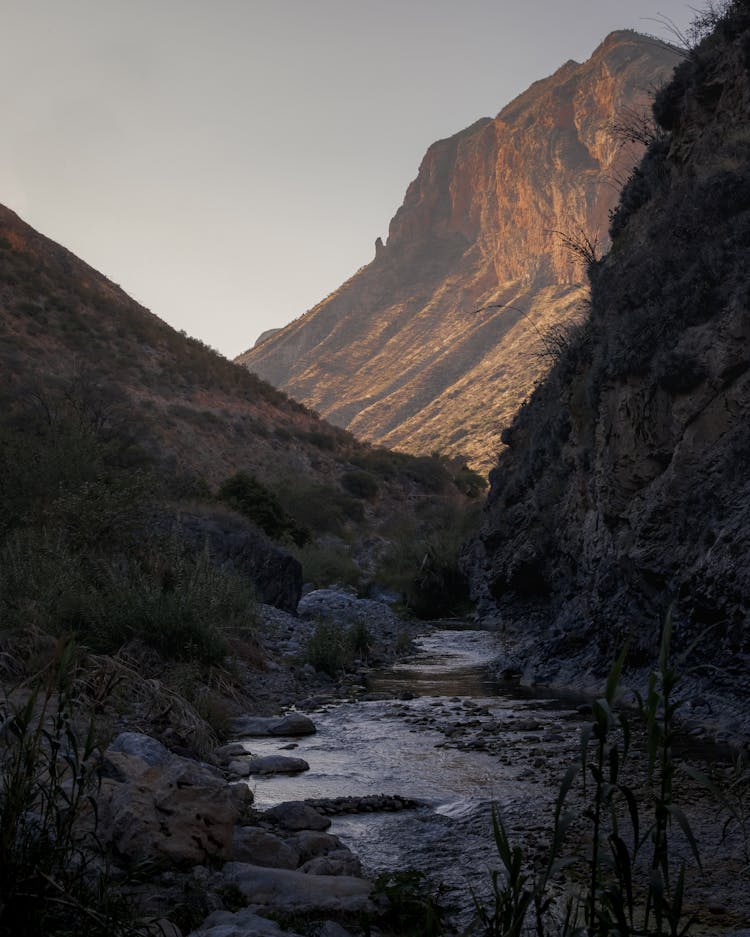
[465,3,750,728]
[238,31,681,470]
[0,203,482,608]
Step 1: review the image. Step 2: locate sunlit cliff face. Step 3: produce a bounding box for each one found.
[239,32,680,470]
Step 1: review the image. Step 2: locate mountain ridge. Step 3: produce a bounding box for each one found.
[465,2,750,729]
[238,31,681,470]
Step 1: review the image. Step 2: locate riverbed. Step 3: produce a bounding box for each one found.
[245,626,750,933]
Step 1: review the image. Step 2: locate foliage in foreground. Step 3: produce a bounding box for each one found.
[0,644,140,937]
[304,618,372,677]
[474,616,701,937]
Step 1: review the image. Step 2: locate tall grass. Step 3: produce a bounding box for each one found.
[0,643,140,936]
[475,618,700,936]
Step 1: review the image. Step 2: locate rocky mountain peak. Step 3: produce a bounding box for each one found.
[238,32,680,469]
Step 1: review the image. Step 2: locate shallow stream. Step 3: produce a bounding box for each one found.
[244,627,750,932]
[246,628,592,920]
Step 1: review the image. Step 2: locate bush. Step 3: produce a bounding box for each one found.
[217,471,309,546]
[376,503,479,618]
[304,619,371,676]
[292,540,362,591]
[274,478,364,536]
[341,469,380,499]
[1,533,256,666]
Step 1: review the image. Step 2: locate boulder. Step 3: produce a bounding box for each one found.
[221,862,372,914]
[231,827,299,869]
[227,760,252,778]
[264,801,330,831]
[108,732,173,767]
[187,907,300,937]
[246,755,309,775]
[299,850,362,877]
[286,830,343,862]
[229,713,316,737]
[213,742,249,763]
[318,923,355,937]
[98,748,241,865]
[151,507,302,613]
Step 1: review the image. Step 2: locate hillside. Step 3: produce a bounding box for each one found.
[238,31,680,470]
[0,203,483,612]
[465,2,750,732]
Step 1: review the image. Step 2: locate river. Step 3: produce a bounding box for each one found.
[245,627,595,926]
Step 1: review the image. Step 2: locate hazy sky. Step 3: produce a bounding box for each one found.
[1,1,693,358]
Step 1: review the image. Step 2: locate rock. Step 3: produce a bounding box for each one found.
[229,713,316,738]
[187,907,300,937]
[227,760,252,778]
[246,755,309,775]
[108,732,173,767]
[232,827,299,869]
[98,751,241,866]
[299,849,362,877]
[213,742,249,763]
[151,507,302,613]
[318,923,355,937]
[297,589,402,634]
[221,862,372,914]
[145,922,183,937]
[286,830,343,862]
[264,801,331,831]
[227,781,254,811]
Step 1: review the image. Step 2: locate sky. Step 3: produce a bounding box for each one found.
[0,1,695,358]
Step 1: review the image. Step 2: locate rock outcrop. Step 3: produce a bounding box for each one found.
[466,5,750,726]
[153,507,302,613]
[239,33,681,469]
[98,733,244,866]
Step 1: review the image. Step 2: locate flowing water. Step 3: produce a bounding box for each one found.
[245,627,593,921]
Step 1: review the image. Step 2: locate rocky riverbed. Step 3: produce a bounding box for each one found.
[85,592,750,936]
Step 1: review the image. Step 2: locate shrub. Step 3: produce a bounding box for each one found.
[274,478,364,536]
[292,540,362,590]
[304,618,372,676]
[1,533,256,666]
[376,503,479,618]
[452,465,487,498]
[341,469,380,499]
[217,471,309,546]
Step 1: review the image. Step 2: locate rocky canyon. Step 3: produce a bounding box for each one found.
[238,31,681,470]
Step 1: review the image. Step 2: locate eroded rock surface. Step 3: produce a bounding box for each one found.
[238,33,680,468]
[98,736,241,865]
[466,7,750,731]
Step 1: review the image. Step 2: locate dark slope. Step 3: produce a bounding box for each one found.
[466,3,750,731]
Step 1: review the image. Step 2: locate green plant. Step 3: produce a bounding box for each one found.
[217,471,309,546]
[341,469,380,500]
[292,539,362,591]
[0,643,140,936]
[274,478,364,536]
[474,621,700,936]
[304,619,372,677]
[1,532,257,665]
[376,503,477,618]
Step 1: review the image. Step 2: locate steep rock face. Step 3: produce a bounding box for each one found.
[467,6,750,721]
[239,33,680,469]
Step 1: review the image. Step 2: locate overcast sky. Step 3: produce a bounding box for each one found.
[1,1,694,358]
